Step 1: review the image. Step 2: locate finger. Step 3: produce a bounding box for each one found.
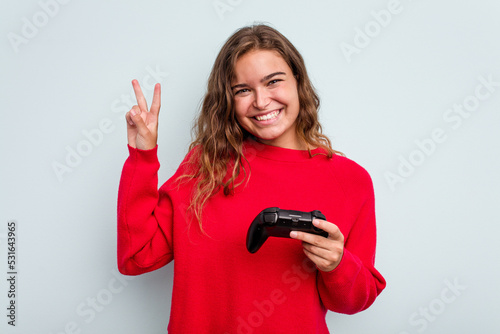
[125,110,137,148]
[129,106,150,137]
[302,240,343,262]
[303,247,329,266]
[132,79,148,113]
[303,247,342,272]
[290,230,327,248]
[150,83,161,117]
[313,219,344,243]
[126,106,142,127]
[125,110,134,126]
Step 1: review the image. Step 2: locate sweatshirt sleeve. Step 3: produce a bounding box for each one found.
[316,161,386,314]
[117,145,175,275]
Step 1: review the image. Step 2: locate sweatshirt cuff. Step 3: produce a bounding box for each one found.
[318,249,363,284]
[127,144,159,163]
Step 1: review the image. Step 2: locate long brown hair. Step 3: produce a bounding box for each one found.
[178,24,341,233]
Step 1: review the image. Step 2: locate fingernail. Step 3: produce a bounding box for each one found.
[130,109,136,116]
[290,231,297,238]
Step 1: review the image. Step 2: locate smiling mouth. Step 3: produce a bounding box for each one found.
[254,109,281,121]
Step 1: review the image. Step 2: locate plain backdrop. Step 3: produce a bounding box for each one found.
[1,0,499,333]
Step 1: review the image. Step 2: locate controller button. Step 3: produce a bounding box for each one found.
[264,213,277,224]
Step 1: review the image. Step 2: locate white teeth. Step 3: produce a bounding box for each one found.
[255,110,280,121]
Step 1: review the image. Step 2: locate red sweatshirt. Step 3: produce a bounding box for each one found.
[117,138,386,333]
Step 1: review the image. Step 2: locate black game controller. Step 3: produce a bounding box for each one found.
[246,207,328,253]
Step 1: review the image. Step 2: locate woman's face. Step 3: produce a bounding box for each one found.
[231,49,302,149]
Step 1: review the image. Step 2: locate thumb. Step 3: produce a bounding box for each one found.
[129,107,150,137]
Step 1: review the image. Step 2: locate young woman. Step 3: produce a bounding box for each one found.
[117,24,386,333]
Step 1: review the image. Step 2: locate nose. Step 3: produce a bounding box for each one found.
[253,88,271,110]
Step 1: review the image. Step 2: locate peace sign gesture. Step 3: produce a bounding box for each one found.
[125,79,161,150]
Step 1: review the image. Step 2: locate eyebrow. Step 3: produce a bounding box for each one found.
[231,71,286,90]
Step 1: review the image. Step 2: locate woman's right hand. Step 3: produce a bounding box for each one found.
[125,79,161,150]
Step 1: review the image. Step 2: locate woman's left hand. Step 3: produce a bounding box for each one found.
[290,219,344,272]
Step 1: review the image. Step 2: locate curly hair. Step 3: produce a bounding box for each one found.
[178,24,341,233]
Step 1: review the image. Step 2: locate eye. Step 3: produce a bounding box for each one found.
[234,88,249,95]
[268,79,282,86]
